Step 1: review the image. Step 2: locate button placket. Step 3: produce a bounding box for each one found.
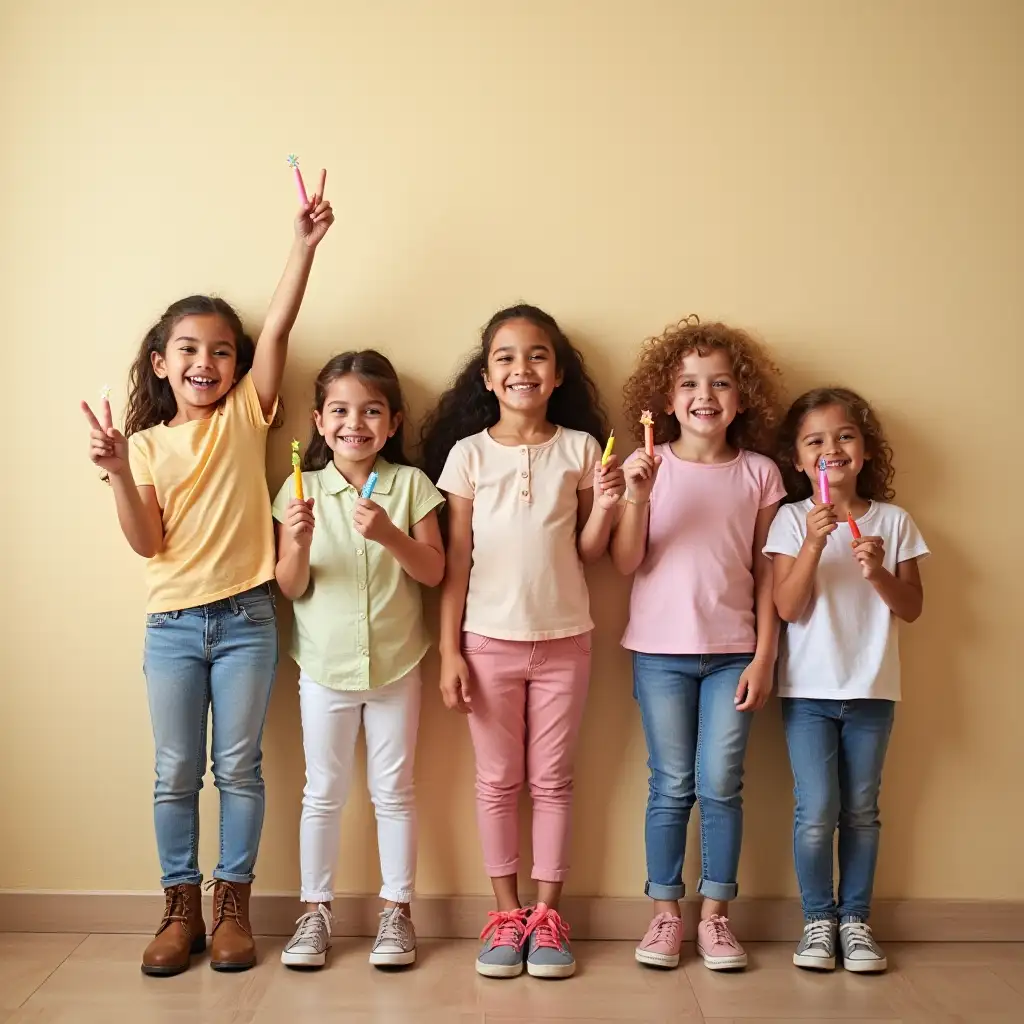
[353,495,370,680]
[519,447,532,503]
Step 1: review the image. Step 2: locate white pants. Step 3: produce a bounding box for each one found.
[298,666,421,903]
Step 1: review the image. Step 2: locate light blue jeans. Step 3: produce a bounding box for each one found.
[781,697,894,921]
[143,584,278,888]
[632,652,755,902]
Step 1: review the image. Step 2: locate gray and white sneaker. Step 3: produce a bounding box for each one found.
[476,908,529,978]
[281,904,332,969]
[369,906,417,967]
[793,919,837,970]
[839,918,887,973]
[524,903,575,979]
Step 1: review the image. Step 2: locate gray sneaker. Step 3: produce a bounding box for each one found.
[476,908,529,978]
[281,904,332,969]
[369,906,416,967]
[839,918,887,973]
[793,918,837,970]
[524,903,575,979]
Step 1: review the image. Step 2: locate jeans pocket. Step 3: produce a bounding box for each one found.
[461,632,491,655]
[569,631,593,655]
[146,612,168,628]
[239,596,276,626]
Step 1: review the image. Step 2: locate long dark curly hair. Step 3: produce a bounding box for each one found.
[419,304,608,482]
[777,387,896,502]
[123,295,258,436]
[303,350,410,471]
[621,315,782,456]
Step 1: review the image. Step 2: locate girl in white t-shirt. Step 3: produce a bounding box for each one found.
[765,387,928,975]
[421,304,624,979]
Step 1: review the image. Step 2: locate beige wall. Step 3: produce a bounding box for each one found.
[1,0,1020,901]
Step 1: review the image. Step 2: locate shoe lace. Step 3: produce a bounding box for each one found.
[705,914,734,944]
[205,879,243,926]
[292,906,331,946]
[522,904,570,951]
[652,914,682,944]
[377,906,412,946]
[804,919,834,946]
[841,921,878,952]
[157,885,189,931]
[479,908,528,949]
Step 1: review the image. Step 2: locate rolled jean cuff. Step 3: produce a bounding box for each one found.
[645,879,685,901]
[212,869,255,884]
[697,876,737,901]
[806,912,837,922]
[163,871,203,888]
[380,885,415,904]
[301,888,334,903]
[531,865,569,884]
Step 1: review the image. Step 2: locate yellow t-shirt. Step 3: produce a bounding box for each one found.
[271,458,444,691]
[128,373,277,613]
[436,426,601,641]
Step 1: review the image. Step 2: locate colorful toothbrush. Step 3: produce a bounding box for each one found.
[818,457,831,505]
[601,430,616,466]
[286,154,308,206]
[847,513,862,540]
[291,439,304,501]
[361,471,379,500]
[640,410,654,457]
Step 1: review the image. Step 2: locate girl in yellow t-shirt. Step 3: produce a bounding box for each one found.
[81,188,334,977]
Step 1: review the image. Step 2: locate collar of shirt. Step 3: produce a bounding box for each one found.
[318,457,398,496]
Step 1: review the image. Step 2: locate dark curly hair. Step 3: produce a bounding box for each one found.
[122,295,284,436]
[419,304,608,482]
[776,387,895,502]
[621,315,782,456]
[303,350,410,471]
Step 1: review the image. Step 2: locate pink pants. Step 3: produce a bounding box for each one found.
[462,632,591,883]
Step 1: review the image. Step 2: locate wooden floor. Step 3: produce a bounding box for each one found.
[1,934,1022,1022]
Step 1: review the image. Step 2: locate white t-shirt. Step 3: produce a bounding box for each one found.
[763,500,929,701]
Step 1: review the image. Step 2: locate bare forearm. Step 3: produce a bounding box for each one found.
[381,529,445,587]
[578,503,615,563]
[110,475,162,557]
[439,557,470,656]
[774,544,822,622]
[752,557,779,664]
[610,502,649,574]
[275,547,311,600]
[265,239,315,339]
[869,569,923,622]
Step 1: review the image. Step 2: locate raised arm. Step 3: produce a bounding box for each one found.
[251,173,334,416]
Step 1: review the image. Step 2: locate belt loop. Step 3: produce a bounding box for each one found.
[227,594,239,614]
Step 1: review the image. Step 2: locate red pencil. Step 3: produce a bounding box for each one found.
[847,513,862,540]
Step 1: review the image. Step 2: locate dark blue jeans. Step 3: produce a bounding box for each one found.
[781,698,894,921]
[633,652,755,902]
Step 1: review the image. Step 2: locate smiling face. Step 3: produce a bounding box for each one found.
[151,314,239,418]
[665,348,742,442]
[795,402,868,495]
[314,373,400,469]
[482,318,563,414]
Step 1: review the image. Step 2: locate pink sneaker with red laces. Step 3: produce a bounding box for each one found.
[696,914,748,970]
[635,912,683,968]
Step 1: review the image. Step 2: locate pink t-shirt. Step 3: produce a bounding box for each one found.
[621,445,785,655]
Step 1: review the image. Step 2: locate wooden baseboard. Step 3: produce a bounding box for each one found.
[0,891,1021,941]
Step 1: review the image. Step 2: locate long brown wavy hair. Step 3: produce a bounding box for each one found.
[621,316,782,455]
[123,295,257,436]
[776,387,896,502]
[419,304,608,483]
[303,350,410,471]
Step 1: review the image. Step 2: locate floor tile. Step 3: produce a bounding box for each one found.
[897,965,1024,1017]
[0,935,86,1010]
[993,958,1024,996]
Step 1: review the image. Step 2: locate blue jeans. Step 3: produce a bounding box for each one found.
[143,585,278,888]
[632,652,754,902]
[781,698,894,921]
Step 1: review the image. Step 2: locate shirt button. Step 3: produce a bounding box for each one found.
[521,471,528,478]
[521,489,529,497]
[361,648,369,657]
[359,612,366,620]
[520,448,526,455]
[359,581,367,590]
[355,548,363,556]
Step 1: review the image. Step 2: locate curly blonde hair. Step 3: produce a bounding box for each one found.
[622,316,783,455]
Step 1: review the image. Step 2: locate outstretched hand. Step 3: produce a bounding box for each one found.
[81,396,128,476]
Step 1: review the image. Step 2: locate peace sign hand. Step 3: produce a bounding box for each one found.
[295,168,335,248]
[81,396,128,476]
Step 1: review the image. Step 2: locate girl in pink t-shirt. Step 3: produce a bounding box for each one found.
[610,317,785,972]
[421,304,624,979]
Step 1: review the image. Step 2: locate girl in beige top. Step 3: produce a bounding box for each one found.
[422,304,624,979]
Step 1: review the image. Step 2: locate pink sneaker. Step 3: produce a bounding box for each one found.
[696,914,747,970]
[635,912,683,968]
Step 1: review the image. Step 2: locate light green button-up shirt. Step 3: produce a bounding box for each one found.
[271,458,444,691]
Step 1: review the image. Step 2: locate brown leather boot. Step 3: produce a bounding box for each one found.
[208,880,256,971]
[141,883,206,976]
